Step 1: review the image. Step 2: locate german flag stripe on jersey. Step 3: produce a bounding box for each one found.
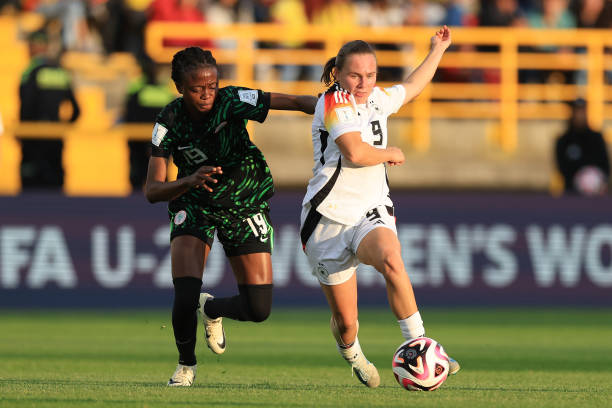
[323,84,361,139]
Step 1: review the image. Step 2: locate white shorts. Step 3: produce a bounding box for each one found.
[300,203,397,286]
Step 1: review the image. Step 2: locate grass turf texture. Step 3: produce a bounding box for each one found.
[0,307,610,408]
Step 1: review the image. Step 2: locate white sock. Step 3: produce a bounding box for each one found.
[398,311,425,341]
[337,337,364,365]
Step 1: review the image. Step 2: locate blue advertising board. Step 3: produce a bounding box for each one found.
[0,192,610,307]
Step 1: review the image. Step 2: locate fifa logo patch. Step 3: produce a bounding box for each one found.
[174,210,187,225]
[238,90,258,106]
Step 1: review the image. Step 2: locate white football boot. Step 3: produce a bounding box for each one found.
[330,317,380,388]
[198,293,226,354]
[448,357,461,375]
[348,351,381,388]
[337,339,380,388]
[167,364,196,387]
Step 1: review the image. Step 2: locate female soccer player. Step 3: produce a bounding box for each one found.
[300,26,459,387]
[144,47,316,386]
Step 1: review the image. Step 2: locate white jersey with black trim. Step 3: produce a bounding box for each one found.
[302,83,406,226]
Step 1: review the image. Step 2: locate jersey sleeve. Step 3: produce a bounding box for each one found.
[323,90,361,140]
[226,86,271,123]
[150,121,171,158]
[379,84,406,115]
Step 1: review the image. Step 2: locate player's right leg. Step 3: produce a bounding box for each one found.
[167,234,210,386]
[321,275,380,388]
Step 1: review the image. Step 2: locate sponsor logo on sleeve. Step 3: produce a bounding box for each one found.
[151,123,168,146]
[238,90,258,106]
[335,106,356,123]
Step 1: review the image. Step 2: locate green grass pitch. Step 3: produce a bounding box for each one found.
[1,307,610,408]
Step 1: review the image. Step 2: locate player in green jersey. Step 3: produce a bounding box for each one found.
[144,47,316,386]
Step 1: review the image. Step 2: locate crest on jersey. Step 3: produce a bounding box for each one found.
[174,210,187,226]
[238,90,258,106]
[152,123,168,146]
[335,106,356,123]
[370,100,382,114]
[316,262,329,277]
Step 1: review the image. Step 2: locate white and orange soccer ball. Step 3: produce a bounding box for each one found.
[392,337,450,391]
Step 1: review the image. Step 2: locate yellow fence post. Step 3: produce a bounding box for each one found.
[410,39,432,152]
[63,87,130,196]
[500,33,518,153]
[586,35,604,131]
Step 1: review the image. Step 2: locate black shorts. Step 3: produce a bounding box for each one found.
[168,201,273,257]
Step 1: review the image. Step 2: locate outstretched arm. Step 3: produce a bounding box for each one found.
[401,25,451,104]
[144,156,223,203]
[269,93,318,114]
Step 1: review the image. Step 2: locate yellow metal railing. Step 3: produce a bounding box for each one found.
[2,19,612,195]
[146,23,612,152]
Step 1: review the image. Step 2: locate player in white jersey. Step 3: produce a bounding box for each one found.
[300,26,459,388]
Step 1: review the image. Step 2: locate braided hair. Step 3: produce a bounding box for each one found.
[171,47,218,87]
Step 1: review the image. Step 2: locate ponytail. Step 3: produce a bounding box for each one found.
[321,41,376,87]
[321,57,337,86]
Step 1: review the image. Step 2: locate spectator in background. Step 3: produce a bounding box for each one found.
[95,0,150,59]
[205,0,253,79]
[477,0,527,82]
[443,0,478,27]
[355,0,405,81]
[527,0,575,28]
[311,0,357,28]
[402,0,446,26]
[123,57,175,191]
[0,0,20,14]
[35,0,88,51]
[571,0,612,84]
[270,0,320,81]
[523,0,576,83]
[572,0,606,28]
[555,98,610,195]
[479,0,527,27]
[19,29,80,189]
[148,0,212,48]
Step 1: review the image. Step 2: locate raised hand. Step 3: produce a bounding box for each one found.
[431,25,451,52]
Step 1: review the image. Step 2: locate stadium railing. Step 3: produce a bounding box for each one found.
[1,19,611,195]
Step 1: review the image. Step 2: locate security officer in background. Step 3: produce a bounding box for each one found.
[123,57,175,191]
[555,98,610,195]
[19,29,80,189]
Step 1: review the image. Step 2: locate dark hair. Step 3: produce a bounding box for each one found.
[321,40,376,86]
[171,47,217,86]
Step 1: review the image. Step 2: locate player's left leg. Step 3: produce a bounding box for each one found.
[321,275,380,388]
[199,252,273,353]
[204,252,273,322]
[198,207,274,353]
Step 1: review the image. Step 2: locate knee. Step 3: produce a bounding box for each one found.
[248,302,271,322]
[378,247,404,279]
[332,312,358,335]
[242,284,273,323]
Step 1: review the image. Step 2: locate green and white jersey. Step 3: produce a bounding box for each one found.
[151,86,273,210]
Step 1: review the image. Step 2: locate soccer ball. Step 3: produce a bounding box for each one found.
[392,337,450,391]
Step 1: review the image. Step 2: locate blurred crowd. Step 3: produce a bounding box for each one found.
[3,0,611,194]
[1,0,611,60]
